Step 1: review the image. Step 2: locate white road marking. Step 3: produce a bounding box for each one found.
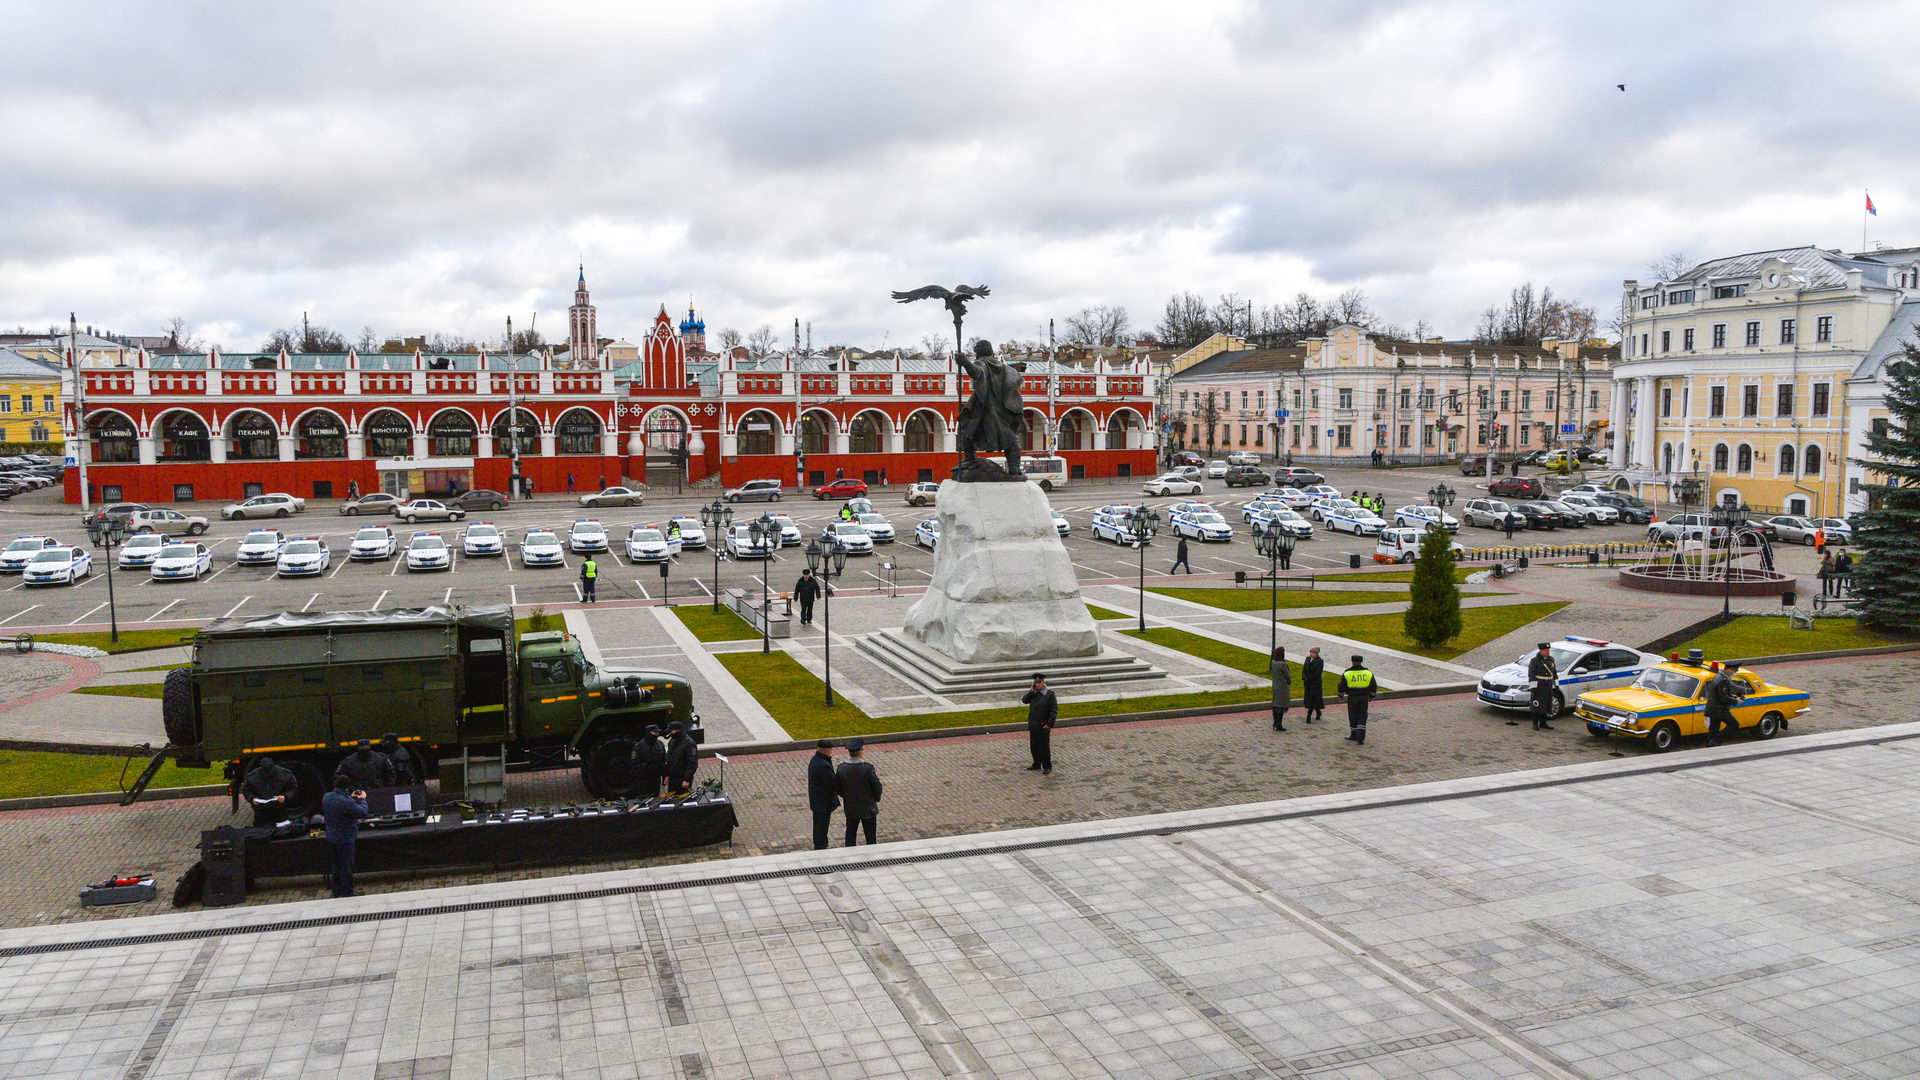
[691,577,712,597]
[143,598,183,622]
[0,604,39,626]
[301,592,320,611]
[1073,561,1120,578]
[632,578,650,600]
[388,556,404,576]
[328,557,349,578]
[369,589,388,611]
[571,581,583,601]
[509,583,519,606]
[222,597,252,617]
[607,551,626,567]
[67,602,108,625]
[443,587,454,604]
[204,561,238,582]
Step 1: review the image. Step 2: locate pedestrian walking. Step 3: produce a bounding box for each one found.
[795,568,820,626]
[1813,527,1826,555]
[1021,673,1057,774]
[806,740,838,851]
[1503,511,1518,540]
[834,738,882,846]
[636,724,666,798]
[1301,647,1324,723]
[879,467,889,487]
[597,474,606,490]
[241,756,298,828]
[321,778,369,898]
[1526,641,1557,730]
[1171,536,1193,574]
[579,555,598,603]
[1337,654,1376,744]
[665,721,698,793]
[1704,661,1746,747]
[835,467,845,480]
[1818,552,1835,597]
[1269,646,1290,731]
[347,479,360,501]
[566,473,576,493]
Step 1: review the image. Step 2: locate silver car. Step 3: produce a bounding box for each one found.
[393,498,467,523]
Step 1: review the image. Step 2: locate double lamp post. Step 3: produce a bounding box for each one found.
[1251,519,1298,654]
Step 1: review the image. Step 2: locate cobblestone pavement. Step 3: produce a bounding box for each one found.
[1,652,1909,933]
[5,724,1920,1079]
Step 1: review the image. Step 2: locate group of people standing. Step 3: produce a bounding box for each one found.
[1350,492,1388,515]
[807,737,884,848]
[1816,549,1855,596]
[1266,647,1375,743]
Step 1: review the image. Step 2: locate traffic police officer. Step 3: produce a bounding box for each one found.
[579,555,598,603]
[1526,642,1557,731]
[1705,661,1746,746]
[1338,655,1376,744]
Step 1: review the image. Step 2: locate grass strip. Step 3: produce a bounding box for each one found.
[1314,567,1477,584]
[1148,586,1412,611]
[1086,603,1132,621]
[31,628,198,655]
[1680,615,1920,660]
[0,749,220,801]
[1286,601,1570,660]
[1122,627,1340,694]
[72,684,164,699]
[671,604,759,642]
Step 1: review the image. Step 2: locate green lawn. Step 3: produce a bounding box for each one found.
[1086,603,1132,621]
[718,651,1279,741]
[73,683,164,699]
[31,628,199,655]
[1287,601,1571,660]
[1315,567,1477,584]
[671,604,758,642]
[1681,616,1920,660]
[1149,586,1412,611]
[1123,627,1340,694]
[129,662,190,673]
[0,749,220,801]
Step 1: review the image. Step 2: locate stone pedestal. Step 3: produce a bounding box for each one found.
[904,480,1099,662]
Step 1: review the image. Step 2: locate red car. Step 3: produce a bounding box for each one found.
[1489,476,1543,499]
[813,478,869,500]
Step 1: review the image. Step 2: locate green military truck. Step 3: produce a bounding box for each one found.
[136,604,701,813]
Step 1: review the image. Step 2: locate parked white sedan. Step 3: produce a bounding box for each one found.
[1392,505,1461,532]
[665,516,707,549]
[22,546,91,586]
[149,542,213,581]
[625,526,681,563]
[855,513,896,543]
[234,529,287,565]
[725,524,775,559]
[821,521,874,554]
[521,529,566,567]
[913,516,941,549]
[221,494,303,520]
[394,498,466,524]
[404,533,453,572]
[275,537,331,577]
[115,533,167,569]
[1169,509,1233,542]
[460,523,506,557]
[348,526,399,560]
[567,519,610,553]
[1143,473,1205,497]
[0,535,60,573]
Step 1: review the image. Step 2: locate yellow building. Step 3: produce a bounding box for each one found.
[1615,246,1920,517]
[0,348,63,450]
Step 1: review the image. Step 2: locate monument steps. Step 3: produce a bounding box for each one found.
[856,628,1164,694]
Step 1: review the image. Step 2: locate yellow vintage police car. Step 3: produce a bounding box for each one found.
[1575,649,1810,752]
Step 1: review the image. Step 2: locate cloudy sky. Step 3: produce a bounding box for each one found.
[3,1,1914,352]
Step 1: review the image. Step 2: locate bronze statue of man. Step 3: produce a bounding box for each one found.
[956,339,1024,478]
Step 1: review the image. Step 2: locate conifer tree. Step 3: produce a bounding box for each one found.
[1850,341,1920,631]
[1403,523,1463,648]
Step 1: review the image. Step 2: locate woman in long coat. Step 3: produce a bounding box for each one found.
[1270,646,1291,731]
[1301,647,1325,723]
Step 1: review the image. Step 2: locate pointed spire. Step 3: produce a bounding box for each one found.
[578,263,585,286]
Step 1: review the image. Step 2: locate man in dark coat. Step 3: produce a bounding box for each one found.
[807,740,838,850]
[379,733,420,785]
[795,569,821,626]
[834,738,883,846]
[636,724,667,799]
[1269,646,1290,732]
[1704,662,1746,746]
[321,778,369,898]
[1171,536,1192,574]
[1021,673,1057,774]
[241,756,299,828]
[1337,655,1376,744]
[956,340,1024,475]
[1526,642,1558,731]
[335,738,395,790]
[1503,511,1518,540]
[1301,647,1325,723]
[664,722,698,793]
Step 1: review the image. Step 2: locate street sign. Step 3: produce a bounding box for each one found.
[1276,409,1289,419]
[64,456,77,467]
[1560,423,1577,434]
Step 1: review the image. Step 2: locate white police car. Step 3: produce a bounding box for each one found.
[1301,484,1341,501]
[149,541,212,581]
[725,524,774,559]
[348,525,398,561]
[913,516,941,549]
[1248,506,1314,538]
[665,516,706,549]
[1169,509,1233,542]
[1167,500,1215,516]
[1091,508,1151,545]
[234,529,287,565]
[856,512,896,542]
[0,535,59,573]
[275,537,331,577]
[22,546,91,586]
[115,533,167,569]
[521,529,565,567]
[765,514,803,547]
[1050,510,1071,536]
[1392,505,1460,532]
[404,532,452,572]
[1477,636,1663,715]
[567,519,609,553]
[1313,498,1387,535]
[1265,487,1316,509]
[821,521,874,554]
[1239,498,1284,523]
[625,526,681,563]
[460,522,505,557]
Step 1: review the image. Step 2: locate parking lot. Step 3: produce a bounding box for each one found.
[0,462,1663,629]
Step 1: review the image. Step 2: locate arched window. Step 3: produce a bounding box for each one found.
[555,409,603,455]
[1804,443,1822,476]
[798,413,832,455]
[1712,443,1729,471]
[491,408,539,457]
[363,410,413,459]
[737,411,778,456]
[428,411,476,456]
[1107,410,1141,451]
[848,413,884,454]
[1736,444,1753,473]
[226,410,278,460]
[1022,410,1047,452]
[89,412,137,463]
[903,412,937,453]
[157,412,210,462]
[295,411,346,459]
[1662,443,1674,474]
[1778,444,1796,475]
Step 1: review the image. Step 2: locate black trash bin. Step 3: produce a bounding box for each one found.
[1782,589,1797,607]
[1349,553,1362,569]
[1588,551,1600,564]
[1518,555,1530,568]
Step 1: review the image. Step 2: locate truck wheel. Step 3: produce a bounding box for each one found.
[282,761,325,819]
[1649,721,1680,753]
[162,667,200,747]
[583,736,645,799]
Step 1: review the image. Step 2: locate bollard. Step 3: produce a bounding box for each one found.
[1588,550,1599,564]
[1518,555,1530,568]
[1349,553,1362,569]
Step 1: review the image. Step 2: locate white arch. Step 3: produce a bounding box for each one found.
[87,407,138,434]
[289,405,347,432]
[425,406,480,432]
[1057,407,1097,452]
[223,408,279,437]
[901,408,944,454]
[847,407,893,435]
[359,407,414,435]
[797,406,841,433]
[153,407,211,438]
[733,408,785,436]
[640,404,692,431]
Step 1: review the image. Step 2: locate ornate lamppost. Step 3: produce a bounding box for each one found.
[1710,501,1747,616]
[699,498,733,612]
[1252,519,1298,655]
[85,515,127,643]
[1127,507,1161,632]
[803,537,850,706]
[748,516,779,653]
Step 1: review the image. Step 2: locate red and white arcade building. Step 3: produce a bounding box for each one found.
[62,272,1158,504]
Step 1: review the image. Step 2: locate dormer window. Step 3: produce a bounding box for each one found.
[1665,289,1694,304]
[1711,283,1747,299]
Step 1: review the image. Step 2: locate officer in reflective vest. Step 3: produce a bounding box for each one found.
[1338,655,1376,744]
[580,555,598,603]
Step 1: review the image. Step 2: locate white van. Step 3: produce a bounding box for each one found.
[1021,455,1069,491]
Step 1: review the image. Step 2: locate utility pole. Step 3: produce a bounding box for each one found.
[507,314,523,499]
[1047,318,1056,452]
[70,313,90,514]
[301,311,309,351]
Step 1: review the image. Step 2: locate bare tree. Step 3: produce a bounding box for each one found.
[1209,293,1254,337]
[919,333,949,358]
[745,325,778,359]
[1647,251,1692,281]
[355,326,380,352]
[508,326,545,353]
[165,316,204,351]
[1471,283,1600,345]
[717,327,743,350]
[1153,292,1214,347]
[260,328,298,353]
[1329,288,1375,327]
[1063,304,1132,347]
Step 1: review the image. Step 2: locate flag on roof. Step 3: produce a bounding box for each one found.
[1867,191,1877,216]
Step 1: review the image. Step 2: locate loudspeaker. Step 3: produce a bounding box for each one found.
[199,826,247,907]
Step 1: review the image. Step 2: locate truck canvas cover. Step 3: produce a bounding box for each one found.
[195,604,513,670]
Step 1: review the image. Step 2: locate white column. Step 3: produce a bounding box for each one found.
[1633,377,1657,470]
[209,439,227,464]
[885,428,904,455]
[1609,378,1629,460]
[346,433,365,461]
[831,427,850,456]
[538,433,557,459]
[276,434,295,462]
[137,437,157,466]
[411,434,430,459]
[476,434,495,459]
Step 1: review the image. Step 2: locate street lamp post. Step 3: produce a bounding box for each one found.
[87,516,127,643]
[1711,501,1747,617]
[1251,520,1297,655]
[699,498,733,612]
[1127,507,1160,632]
[804,537,850,706]
[748,517,778,653]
